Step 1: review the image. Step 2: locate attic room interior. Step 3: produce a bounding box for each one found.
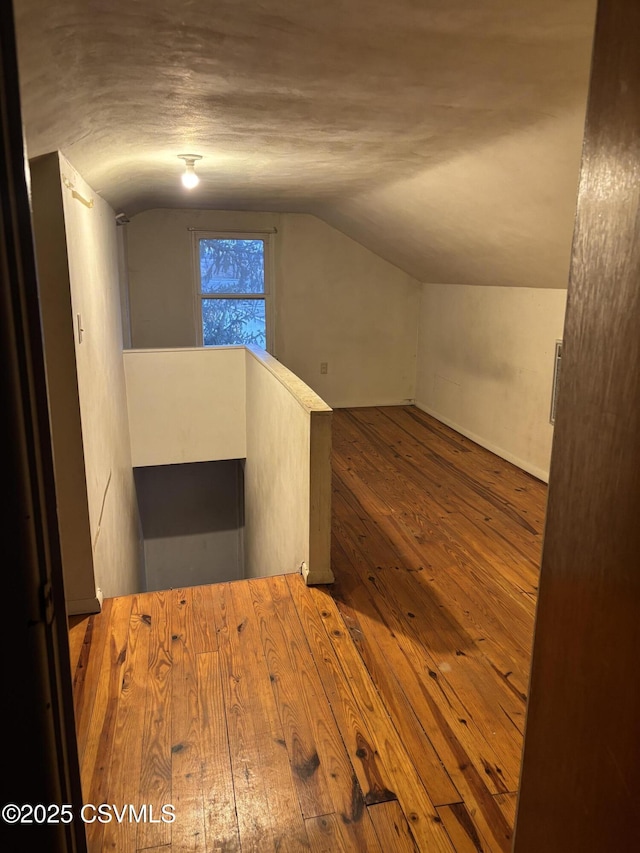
[4,0,640,852]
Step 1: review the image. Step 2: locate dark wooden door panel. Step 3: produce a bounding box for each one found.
[514,1,640,850]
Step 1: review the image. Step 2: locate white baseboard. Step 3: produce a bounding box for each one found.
[66,588,103,616]
[414,401,549,483]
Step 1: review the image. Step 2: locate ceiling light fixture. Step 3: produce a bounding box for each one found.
[178,154,202,189]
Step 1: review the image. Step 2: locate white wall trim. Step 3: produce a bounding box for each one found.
[245,345,331,415]
[414,401,550,483]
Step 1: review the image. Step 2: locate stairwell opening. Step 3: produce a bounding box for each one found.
[134,459,245,591]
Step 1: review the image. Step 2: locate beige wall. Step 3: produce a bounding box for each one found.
[276,214,419,407]
[245,347,333,583]
[32,153,143,607]
[415,283,567,481]
[126,209,420,407]
[124,347,246,466]
[60,155,143,600]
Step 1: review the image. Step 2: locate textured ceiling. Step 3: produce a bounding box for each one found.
[15,0,596,286]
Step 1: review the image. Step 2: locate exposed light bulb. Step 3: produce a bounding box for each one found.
[182,166,199,189]
[177,154,202,190]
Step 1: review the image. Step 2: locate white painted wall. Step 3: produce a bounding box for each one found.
[245,347,333,583]
[31,152,143,608]
[123,347,246,466]
[60,156,144,601]
[125,209,420,407]
[415,283,567,481]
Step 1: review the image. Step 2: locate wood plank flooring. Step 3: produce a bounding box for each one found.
[69,406,546,852]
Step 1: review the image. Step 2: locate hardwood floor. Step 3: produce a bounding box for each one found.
[69,406,547,852]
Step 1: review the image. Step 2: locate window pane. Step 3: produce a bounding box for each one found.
[202,298,266,348]
[199,238,265,294]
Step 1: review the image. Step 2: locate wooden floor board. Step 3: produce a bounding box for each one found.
[103,594,153,852]
[436,793,518,853]
[286,572,460,809]
[304,581,454,853]
[170,588,207,852]
[366,407,545,534]
[330,556,520,838]
[285,573,400,807]
[368,799,420,852]
[81,595,133,853]
[247,575,385,851]
[197,651,240,853]
[68,614,90,676]
[381,408,545,522]
[331,507,525,781]
[210,582,275,850]
[336,408,541,589]
[185,583,218,654]
[305,813,353,852]
[334,414,539,597]
[71,406,545,853]
[137,591,173,851]
[246,576,334,819]
[229,580,313,850]
[72,600,112,752]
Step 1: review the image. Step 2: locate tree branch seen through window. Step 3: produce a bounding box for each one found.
[198,237,268,347]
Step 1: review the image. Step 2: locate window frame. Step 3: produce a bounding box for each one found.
[191,229,274,352]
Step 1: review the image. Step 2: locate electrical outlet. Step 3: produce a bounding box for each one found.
[320,362,328,374]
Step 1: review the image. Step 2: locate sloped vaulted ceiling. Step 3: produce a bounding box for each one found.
[15,0,596,287]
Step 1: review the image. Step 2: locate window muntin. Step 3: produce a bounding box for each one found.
[196,235,270,348]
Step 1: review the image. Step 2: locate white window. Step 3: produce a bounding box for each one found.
[193,231,273,350]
